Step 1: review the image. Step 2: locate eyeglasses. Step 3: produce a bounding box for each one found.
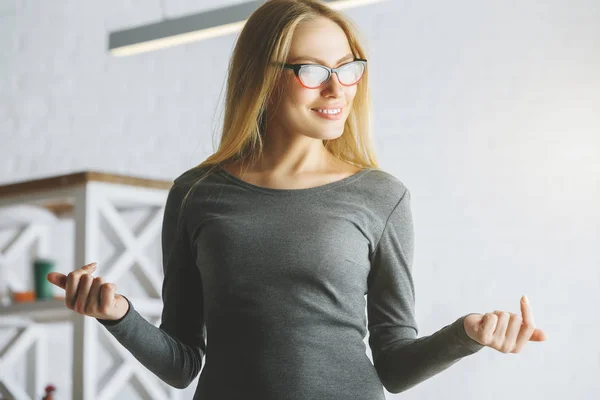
[278,58,367,89]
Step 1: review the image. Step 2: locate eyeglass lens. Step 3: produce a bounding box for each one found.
[299,61,365,88]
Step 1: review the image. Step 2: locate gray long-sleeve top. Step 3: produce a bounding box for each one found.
[97,165,485,399]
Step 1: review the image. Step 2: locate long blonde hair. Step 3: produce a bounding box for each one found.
[177,0,380,214]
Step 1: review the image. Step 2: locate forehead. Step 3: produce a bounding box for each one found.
[288,17,352,63]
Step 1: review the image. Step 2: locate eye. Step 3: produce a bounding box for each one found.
[303,65,326,74]
[298,65,329,87]
[337,62,365,85]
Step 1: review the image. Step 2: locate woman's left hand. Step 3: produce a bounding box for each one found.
[464,295,548,353]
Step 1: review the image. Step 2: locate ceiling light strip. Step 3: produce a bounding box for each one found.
[108,0,388,57]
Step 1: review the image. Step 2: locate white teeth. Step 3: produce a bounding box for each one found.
[315,108,341,115]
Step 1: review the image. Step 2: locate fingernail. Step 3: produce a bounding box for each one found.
[86,262,97,268]
[522,295,528,303]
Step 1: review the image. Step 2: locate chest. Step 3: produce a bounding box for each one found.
[191,202,372,305]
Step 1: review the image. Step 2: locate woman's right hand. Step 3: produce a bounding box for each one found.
[46,262,129,321]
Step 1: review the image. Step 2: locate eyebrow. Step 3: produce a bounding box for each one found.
[289,53,355,65]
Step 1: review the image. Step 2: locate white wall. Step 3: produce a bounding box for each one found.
[1,0,599,399]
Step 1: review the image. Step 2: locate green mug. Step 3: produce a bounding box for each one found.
[33,258,55,300]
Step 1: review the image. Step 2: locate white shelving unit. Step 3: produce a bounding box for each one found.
[0,171,180,400]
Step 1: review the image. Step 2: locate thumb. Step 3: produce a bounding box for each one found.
[46,272,67,289]
[529,328,548,342]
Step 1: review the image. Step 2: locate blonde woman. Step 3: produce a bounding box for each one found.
[47,1,546,398]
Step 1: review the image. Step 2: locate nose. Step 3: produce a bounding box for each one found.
[322,72,344,94]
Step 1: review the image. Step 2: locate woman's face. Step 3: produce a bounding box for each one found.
[266,17,359,143]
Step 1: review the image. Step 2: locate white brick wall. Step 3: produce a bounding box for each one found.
[1,1,599,399]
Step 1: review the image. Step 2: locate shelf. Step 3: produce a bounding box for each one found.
[0,297,164,323]
[0,170,174,399]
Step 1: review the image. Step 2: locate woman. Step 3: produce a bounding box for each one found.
[47,1,546,398]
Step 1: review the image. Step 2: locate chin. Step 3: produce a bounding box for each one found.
[308,128,345,141]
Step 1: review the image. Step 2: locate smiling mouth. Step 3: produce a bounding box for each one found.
[311,108,343,115]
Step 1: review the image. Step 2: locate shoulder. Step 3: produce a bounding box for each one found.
[362,167,410,203]
[172,163,221,189]
[162,164,222,211]
[347,168,411,236]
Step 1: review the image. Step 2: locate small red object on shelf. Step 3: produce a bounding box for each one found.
[42,384,56,400]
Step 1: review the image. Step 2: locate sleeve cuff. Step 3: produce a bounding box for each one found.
[453,313,486,353]
[96,295,133,327]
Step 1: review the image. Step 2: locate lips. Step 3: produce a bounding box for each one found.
[311,108,344,120]
[310,107,344,116]
[311,106,344,111]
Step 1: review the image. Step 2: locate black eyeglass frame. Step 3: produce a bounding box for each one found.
[279,58,368,89]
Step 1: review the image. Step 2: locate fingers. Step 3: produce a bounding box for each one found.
[492,311,521,353]
[520,295,536,327]
[65,262,97,309]
[478,296,544,354]
[492,310,512,350]
[480,313,497,342]
[503,313,523,353]
[515,295,537,350]
[85,276,104,313]
[87,276,116,315]
[74,274,94,313]
[492,310,510,337]
[99,282,117,313]
[513,322,533,352]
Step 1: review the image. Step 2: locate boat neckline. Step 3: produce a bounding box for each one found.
[215,166,372,195]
